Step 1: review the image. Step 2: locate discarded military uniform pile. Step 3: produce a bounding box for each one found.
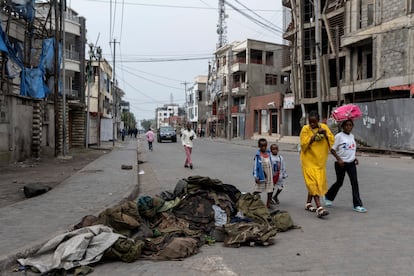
[17,175,296,274]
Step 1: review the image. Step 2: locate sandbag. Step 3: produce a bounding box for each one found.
[270,210,295,232]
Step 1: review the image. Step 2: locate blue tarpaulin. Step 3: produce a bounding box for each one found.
[10,0,36,22]
[20,67,50,98]
[0,17,57,99]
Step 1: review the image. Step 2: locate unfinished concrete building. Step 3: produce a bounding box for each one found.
[283,0,414,151]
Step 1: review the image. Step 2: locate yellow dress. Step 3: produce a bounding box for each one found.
[300,123,335,196]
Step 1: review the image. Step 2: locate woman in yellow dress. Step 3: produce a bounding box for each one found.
[300,110,335,218]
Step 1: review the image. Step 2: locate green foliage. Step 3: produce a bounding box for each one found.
[121,112,137,129]
[141,119,152,131]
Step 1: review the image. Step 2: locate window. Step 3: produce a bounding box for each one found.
[250,49,263,64]
[198,90,202,101]
[367,4,374,25]
[223,76,227,87]
[265,51,274,66]
[280,75,290,84]
[223,56,226,66]
[265,74,278,85]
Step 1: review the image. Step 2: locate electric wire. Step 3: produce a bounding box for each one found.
[121,66,183,90]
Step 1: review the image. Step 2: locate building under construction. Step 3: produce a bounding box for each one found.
[283,0,414,151]
[0,0,87,164]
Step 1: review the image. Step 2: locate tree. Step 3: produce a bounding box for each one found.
[141,119,153,131]
[121,112,136,130]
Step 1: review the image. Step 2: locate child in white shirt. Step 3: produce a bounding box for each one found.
[270,144,288,205]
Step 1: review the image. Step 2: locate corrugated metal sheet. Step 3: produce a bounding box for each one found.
[352,99,414,151]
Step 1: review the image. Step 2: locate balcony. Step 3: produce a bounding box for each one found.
[232,82,248,96]
[231,105,246,114]
[231,63,247,73]
[64,49,80,61]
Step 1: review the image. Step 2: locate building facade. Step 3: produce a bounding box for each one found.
[283,0,414,150]
[209,39,290,139]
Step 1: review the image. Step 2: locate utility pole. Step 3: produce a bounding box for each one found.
[53,0,61,157]
[315,0,322,116]
[181,81,189,124]
[61,0,67,156]
[110,38,120,147]
[96,46,102,147]
[227,48,232,140]
[86,43,94,149]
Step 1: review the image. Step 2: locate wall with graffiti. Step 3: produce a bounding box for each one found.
[352,99,414,151]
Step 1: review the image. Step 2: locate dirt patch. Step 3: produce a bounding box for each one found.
[0,148,109,208]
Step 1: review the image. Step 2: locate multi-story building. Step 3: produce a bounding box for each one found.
[88,58,115,143]
[186,75,207,132]
[283,0,414,150]
[156,104,180,129]
[1,2,87,163]
[36,2,87,150]
[209,39,290,139]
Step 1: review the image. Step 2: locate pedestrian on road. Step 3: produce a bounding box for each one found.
[324,119,367,213]
[181,122,196,169]
[300,110,335,218]
[145,128,155,151]
[253,138,274,209]
[270,143,288,205]
[121,128,126,141]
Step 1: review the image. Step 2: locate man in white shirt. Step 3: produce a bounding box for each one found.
[181,122,196,169]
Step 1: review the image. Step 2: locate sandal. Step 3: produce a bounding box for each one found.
[316,207,329,218]
[305,203,316,212]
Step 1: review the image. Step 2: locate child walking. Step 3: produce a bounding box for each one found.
[270,144,288,205]
[325,119,366,213]
[252,138,274,208]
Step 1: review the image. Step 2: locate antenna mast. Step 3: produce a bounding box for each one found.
[217,0,227,48]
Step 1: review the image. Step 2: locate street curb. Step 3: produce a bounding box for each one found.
[0,141,140,275]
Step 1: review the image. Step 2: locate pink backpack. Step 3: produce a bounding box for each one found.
[331,104,362,122]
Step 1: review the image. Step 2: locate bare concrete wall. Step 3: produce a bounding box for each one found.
[353,99,414,151]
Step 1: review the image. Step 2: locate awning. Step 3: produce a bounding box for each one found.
[389,84,414,95]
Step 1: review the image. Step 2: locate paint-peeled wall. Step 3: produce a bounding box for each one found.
[353,99,414,151]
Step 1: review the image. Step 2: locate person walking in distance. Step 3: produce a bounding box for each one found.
[145,128,155,151]
[270,143,288,205]
[181,122,196,169]
[324,119,367,213]
[300,110,335,218]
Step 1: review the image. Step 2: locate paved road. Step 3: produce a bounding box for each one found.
[92,137,414,275]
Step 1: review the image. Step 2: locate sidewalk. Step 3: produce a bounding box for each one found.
[0,139,139,273]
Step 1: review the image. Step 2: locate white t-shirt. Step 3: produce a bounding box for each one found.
[332,131,356,162]
[181,129,196,147]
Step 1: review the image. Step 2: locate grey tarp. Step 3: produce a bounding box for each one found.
[17,225,122,274]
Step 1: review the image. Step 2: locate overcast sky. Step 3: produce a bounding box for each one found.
[68,0,285,122]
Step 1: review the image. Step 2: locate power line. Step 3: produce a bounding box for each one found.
[122,67,183,90]
[80,0,282,12]
[122,64,185,82]
[231,0,284,33]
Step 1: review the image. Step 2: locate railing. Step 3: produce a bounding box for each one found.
[65,13,80,24]
[233,57,246,64]
[64,49,80,61]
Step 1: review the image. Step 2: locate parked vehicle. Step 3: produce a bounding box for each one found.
[157,126,177,143]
